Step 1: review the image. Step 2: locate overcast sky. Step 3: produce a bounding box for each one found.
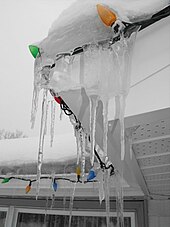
[0,0,76,137]
[0,0,169,138]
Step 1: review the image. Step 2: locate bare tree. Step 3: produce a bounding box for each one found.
[0,129,27,140]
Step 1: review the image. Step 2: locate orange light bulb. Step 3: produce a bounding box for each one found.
[96,4,117,27]
[25,184,31,194]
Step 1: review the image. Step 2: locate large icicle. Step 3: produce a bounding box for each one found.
[69,182,77,227]
[75,130,81,165]
[36,89,48,198]
[44,100,49,135]
[114,171,124,227]
[104,170,110,227]
[44,196,49,225]
[118,95,126,160]
[97,170,105,204]
[50,100,56,147]
[30,86,40,129]
[79,129,86,183]
[102,98,109,159]
[89,95,98,166]
[69,115,81,165]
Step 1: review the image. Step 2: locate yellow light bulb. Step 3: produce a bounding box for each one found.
[96,4,117,27]
[76,166,81,176]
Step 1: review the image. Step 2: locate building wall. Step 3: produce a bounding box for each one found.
[148,200,170,227]
[0,197,147,227]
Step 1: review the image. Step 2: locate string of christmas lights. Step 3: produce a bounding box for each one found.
[0,150,114,195]
[0,171,98,194]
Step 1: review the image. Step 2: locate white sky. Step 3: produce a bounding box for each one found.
[0,0,169,137]
[0,0,76,137]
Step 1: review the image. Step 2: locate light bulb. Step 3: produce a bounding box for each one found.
[25,184,31,194]
[2,178,10,184]
[53,181,58,192]
[87,169,96,181]
[96,4,117,27]
[76,166,81,176]
[29,45,40,58]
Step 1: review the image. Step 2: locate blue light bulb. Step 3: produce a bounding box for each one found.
[87,169,96,181]
[53,181,58,192]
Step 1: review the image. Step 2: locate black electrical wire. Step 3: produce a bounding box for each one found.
[0,176,97,185]
[56,97,115,176]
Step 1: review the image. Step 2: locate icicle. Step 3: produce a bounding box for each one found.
[50,193,55,209]
[44,196,49,225]
[104,170,110,227]
[50,100,56,147]
[89,95,98,166]
[69,115,81,165]
[36,89,48,199]
[85,133,91,153]
[119,95,126,161]
[129,137,133,160]
[102,98,109,158]
[97,170,105,204]
[75,130,81,165]
[44,101,49,135]
[79,53,84,85]
[69,182,76,227]
[114,171,124,227]
[60,107,63,120]
[30,86,40,129]
[63,164,67,209]
[117,95,126,160]
[79,129,86,183]
[115,96,120,121]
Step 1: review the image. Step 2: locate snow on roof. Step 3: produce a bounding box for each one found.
[50,0,169,29]
[39,0,169,58]
[0,133,77,165]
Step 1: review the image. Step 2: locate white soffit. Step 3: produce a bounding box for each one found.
[129,108,170,196]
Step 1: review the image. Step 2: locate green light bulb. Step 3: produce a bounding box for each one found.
[28,45,40,58]
[2,178,10,183]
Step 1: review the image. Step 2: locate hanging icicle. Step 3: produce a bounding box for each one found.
[113,171,124,227]
[75,130,81,165]
[36,89,48,199]
[30,85,40,129]
[44,101,49,135]
[69,115,81,165]
[63,164,67,209]
[50,193,55,209]
[118,94,126,160]
[96,170,105,204]
[59,107,63,120]
[50,100,56,147]
[79,53,84,85]
[104,170,111,227]
[79,129,86,183]
[44,196,49,225]
[102,98,109,159]
[69,181,77,227]
[89,95,99,166]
